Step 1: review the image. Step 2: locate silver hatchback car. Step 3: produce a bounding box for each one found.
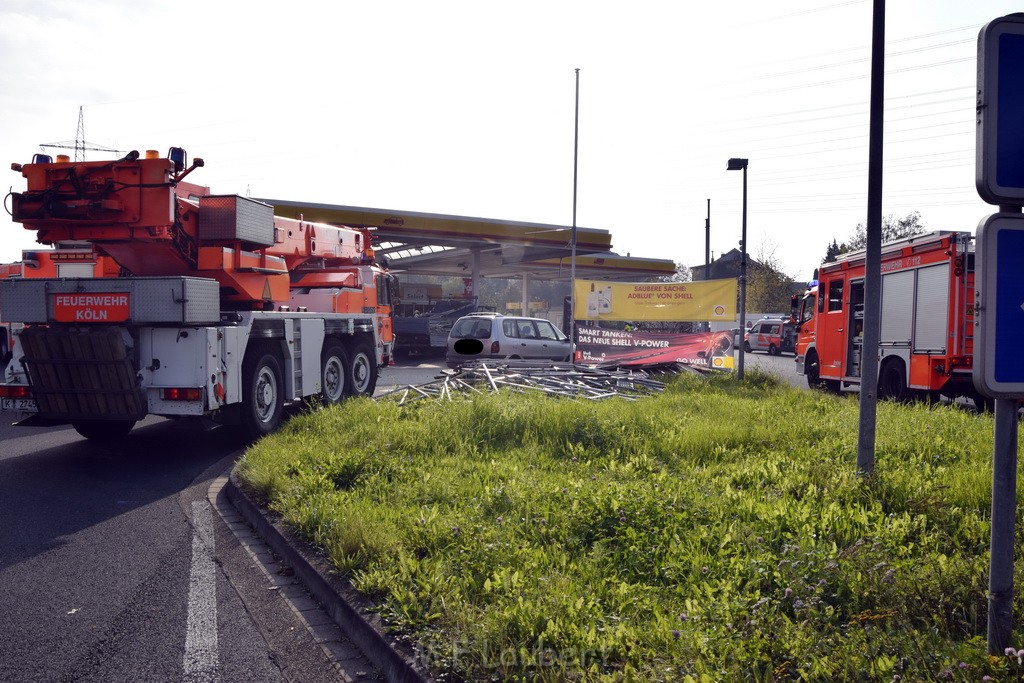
[446,313,572,368]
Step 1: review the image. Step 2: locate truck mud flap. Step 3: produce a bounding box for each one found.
[18,327,146,421]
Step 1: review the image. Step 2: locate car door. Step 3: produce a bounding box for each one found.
[534,320,570,360]
[513,318,542,358]
[749,322,766,351]
[763,323,781,351]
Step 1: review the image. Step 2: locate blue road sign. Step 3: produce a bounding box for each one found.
[974,213,1024,397]
[977,14,1024,205]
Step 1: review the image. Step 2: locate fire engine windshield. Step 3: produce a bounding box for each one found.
[799,293,815,324]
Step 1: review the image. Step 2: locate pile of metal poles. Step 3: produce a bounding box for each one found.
[373,361,697,405]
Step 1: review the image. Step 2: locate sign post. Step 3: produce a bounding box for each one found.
[975,13,1024,654]
[974,214,1024,654]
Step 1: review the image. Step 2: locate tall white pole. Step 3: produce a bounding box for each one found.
[570,68,580,361]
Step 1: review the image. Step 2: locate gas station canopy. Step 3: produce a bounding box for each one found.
[258,198,676,281]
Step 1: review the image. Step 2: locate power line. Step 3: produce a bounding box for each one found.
[707,86,973,129]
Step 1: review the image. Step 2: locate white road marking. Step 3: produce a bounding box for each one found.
[183,500,220,682]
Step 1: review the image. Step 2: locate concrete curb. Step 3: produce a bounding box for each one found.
[224,471,431,683]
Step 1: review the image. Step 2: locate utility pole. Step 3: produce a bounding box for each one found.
[569,68,580,361]
[856,0,885,476]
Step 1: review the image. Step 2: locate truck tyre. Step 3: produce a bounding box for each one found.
[878,360,909,402]
[347,344,378,397]
[822,379,842,394]
[805,351,841,393]
[971,392,995,413]
[72,419,136,441]
[320,342,349,405]
[805,350,822,389]
[242,348,284,439]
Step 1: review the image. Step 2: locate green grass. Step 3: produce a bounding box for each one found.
[238,370,1024,681]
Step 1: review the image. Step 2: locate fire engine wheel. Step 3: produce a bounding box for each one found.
[242,348,284,439]
[72,419,136,441]
[805,351,840,393]
[320,343,350,405]
[805,351,822,389]
[347,344,378,397]
[878,360,909,402]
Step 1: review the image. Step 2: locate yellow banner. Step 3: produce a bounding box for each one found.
[573,279,737,322]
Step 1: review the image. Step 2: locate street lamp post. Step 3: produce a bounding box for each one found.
[727,158,749,381]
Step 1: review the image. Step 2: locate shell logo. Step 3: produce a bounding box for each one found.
[713,357,725,367]
[714,305,726,316]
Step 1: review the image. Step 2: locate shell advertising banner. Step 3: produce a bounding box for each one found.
[575,325,736,370]
[572,278,738,371]
[572,279,736,322]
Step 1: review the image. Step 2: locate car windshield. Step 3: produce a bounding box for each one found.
[800,294,816,324]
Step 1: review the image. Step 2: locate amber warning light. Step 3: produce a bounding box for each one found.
[52,293,131,323]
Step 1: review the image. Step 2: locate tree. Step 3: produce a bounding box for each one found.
[746,242,796,314]
[823,239,842,263]
[841,211,926,253]
[664,262,692,283]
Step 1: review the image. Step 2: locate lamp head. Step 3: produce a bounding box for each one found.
[727,158,748,171]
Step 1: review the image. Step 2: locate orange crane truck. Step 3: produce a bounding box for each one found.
[793,230,986,407]
[0,148,396,440]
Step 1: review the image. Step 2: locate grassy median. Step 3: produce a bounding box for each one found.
[237,370,1024,682]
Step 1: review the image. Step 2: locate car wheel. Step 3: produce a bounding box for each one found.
[743,341,752,353]
[768,344,778,356]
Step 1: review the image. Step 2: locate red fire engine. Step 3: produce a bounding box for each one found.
[794,230,984,406]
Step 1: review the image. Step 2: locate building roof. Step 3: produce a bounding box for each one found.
[258,197,676,281]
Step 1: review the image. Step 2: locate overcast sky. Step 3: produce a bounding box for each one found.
[0,0,1018,280]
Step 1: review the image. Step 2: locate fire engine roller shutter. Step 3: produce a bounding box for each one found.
[880,270,914,346]
[913,263,949,353]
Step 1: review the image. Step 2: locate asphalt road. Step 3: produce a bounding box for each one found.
[0,415,372,682]
[739,349,806,388]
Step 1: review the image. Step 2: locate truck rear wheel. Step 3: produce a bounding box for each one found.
[347,344,378,397]
[878,360,909,402]
[72,419,136,441]
[320,343,349,405]
[242,348,284,439]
